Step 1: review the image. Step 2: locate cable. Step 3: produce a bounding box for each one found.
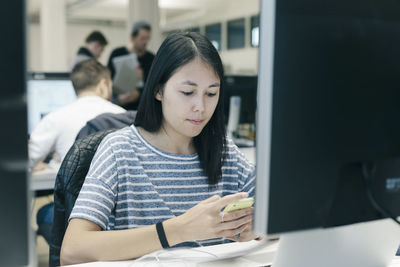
[361,163,400,225]
[129,246,218,267]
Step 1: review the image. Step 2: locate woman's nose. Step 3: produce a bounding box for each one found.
[193,96,205,112]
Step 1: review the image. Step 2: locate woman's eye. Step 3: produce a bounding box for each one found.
[181,91,193,96]
[207,92,217,97]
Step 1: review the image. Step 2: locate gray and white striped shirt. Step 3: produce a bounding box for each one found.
[70,125,255,247]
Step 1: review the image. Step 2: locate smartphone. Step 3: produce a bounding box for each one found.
[223,197,254,213]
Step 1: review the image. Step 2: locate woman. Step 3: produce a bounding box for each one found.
[61,32,256,265]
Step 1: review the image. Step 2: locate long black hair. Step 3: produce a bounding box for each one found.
[134,32,226,185]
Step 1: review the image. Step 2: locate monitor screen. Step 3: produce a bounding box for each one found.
[1,1,33,266]
[254,0,400,265]
[224,75,257,125]
[27,73,76,134]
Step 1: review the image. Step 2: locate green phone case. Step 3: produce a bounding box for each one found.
[223,197,254,213]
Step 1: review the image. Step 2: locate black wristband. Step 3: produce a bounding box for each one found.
[156,221,170,249]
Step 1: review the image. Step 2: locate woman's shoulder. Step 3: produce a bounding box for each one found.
[223,137,240,155]
[99,125,141,148]
[223,137,254,168]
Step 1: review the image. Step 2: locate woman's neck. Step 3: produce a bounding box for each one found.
[137,127,195,155]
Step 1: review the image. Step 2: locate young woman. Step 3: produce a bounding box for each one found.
[61,32,256,265]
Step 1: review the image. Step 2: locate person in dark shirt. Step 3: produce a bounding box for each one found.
[107,21,155,110]
[70,31,108,70]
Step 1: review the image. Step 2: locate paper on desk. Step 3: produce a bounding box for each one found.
[391,257,400,267]
[112,53,142,95]
[130,239,275,267]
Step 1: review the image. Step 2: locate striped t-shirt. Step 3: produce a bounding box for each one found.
[70,125,255,247]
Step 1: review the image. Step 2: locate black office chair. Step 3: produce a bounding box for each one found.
[49,129,117,267]
[75,111,136,141]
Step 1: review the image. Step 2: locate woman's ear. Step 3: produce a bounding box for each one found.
[155,91,162,101]
[155,86,163,101]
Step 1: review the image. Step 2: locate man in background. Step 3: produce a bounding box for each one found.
[70,31,108,70]
[29,59,125,170]
[107,21,155,110]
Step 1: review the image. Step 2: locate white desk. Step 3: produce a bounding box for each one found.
[66,239,277,267]
[30,163,60,191]
[64,239,400,267]
[239,147,255,165]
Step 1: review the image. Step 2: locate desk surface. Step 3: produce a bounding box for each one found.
[30,162,60,191]
[238,147,255,165]
[65,239,400,267]
[67,239,277,267]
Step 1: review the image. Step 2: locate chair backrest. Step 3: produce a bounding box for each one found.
[75,111,136,141]
[49,129,116,267]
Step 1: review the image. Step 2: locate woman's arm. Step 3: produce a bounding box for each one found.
[61,192,253,265]
[28,115,57,170]
[61,218,161,265]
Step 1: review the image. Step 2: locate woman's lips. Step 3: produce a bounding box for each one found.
[188,119,204,125]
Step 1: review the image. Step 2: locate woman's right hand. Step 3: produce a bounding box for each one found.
[165,192,254,244]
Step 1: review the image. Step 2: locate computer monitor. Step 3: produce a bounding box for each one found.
[224,75,257,146]
[254,0,400,266]
[27,72,76,134]
[224,75,257,125]
[1,1,34,266]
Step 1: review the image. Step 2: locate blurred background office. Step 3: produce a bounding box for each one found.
[27,0,259,75]
[26,0,260,266]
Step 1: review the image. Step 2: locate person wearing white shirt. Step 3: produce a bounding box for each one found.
[29,59,126,170]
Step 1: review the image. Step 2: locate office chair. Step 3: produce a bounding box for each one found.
[75,110,136,140]
[49,129,117,267]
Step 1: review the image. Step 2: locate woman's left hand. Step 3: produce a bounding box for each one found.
[225,210,258,242]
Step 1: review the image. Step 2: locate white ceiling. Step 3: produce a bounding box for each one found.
[27,0,221,22]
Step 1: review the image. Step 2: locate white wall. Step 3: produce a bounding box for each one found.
[27,0,259,74]
[27,22,128,72]
[27,24,42,72]
[220,48,258,75]
[162,0,260,75]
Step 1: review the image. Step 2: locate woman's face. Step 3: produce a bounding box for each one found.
[156,59,220,141]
